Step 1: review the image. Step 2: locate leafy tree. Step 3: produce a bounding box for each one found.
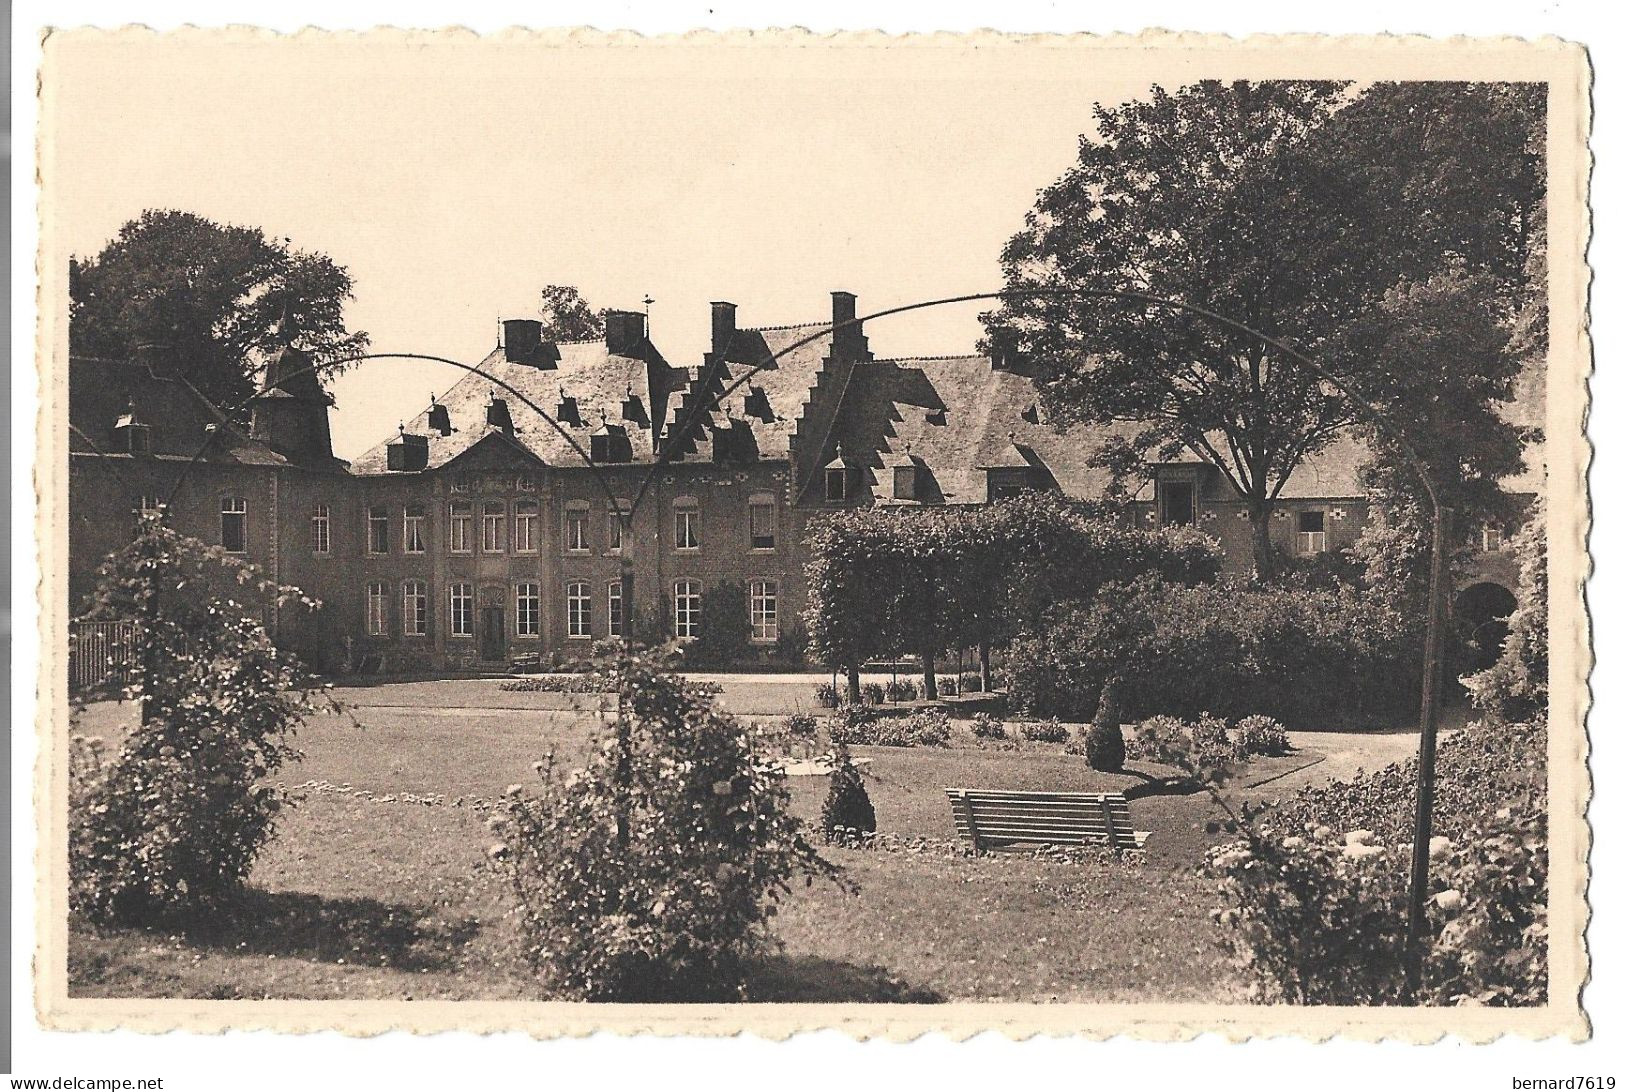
[1465,494,1549,723]
[70,210,369,411]
[538,284,606,342]
[982,80,1543,580]
[69,514,331,923]
[686,580,751,669]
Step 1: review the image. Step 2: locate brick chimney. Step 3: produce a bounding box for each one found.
[604,310,647,356]
[711,301,737,356]
[503,319,551,366]
[831,291,863,358]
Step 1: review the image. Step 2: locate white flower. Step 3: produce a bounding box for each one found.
[1429,836,1454,861]
[1281,836,1305,849]
[504,783,523,797]
[1434,889,1463,911]
[712,780,732,797]
[485,842,509,859]
[1342,843,1385,860]
[1344,829,1376,846]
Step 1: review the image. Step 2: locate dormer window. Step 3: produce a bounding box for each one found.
[621,389,650,428]
[825,467,848,502]
[427,397,453,437]
[1159,479,1196,526]
[113,399,152,454]
[557,389,582,427]
[743,385,775,422]
[486,394,513,432]
[894,464,917,501]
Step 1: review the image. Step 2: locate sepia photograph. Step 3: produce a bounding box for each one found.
[26,25,1590,1047]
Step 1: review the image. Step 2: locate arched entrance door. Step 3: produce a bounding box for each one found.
[1456,581,1517,673]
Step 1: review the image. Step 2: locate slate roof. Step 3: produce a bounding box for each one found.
[68,357,290,467]
[350,338,680,475]
[665,322,833,464]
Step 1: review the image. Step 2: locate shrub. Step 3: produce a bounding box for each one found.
[828,706,949,748]
[69,517,321,925]
[492,653,838,1001]
[884,678,919,703]
[860,681,886,706]
[969,713,1006,740]
[938,675,958,697]
[1125,715,1189,764]
[774,619,810,668]
[1210,717,1549,1005]
[1006,576,1418,729]
[813,681,841,708]
[1234,715,1291,757]
[820,746,877,842]
[685,581,752,669]
[1018,718,1069,744]
[782,713,819,745]
[1081,722,1124,772]
[1465,496,1548,723]
[500,675,612,693]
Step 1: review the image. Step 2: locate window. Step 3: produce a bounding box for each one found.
[749,498,777,550]
[674,579,702,640]
[609,500,630,553]
[481,501,506,553]
[126,424,152,454]
[402,580,428,636]
[749,579,779,642]
[825,467,847,502]
[1482,525,1504,552]
[516,474,537,492]
[675,501,700,551]
[566,582,592,639]
[367,505,389,554]
[135,494,162,517]
[515,583,541,638]
[366,582,388,636]
[448,501,473,553]
[448,583,474,637]
[1159,480,1195,527]
[565,507,589,552]
[515,500,538,553]
[403,505,426,553]
[1297,510,1327,555]
[220,497,247,553]
[607,580,623,638]
[310,504,331,554]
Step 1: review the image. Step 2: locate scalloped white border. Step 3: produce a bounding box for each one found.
[30,25,1594,1043]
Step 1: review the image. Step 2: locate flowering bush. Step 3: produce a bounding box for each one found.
[500,675,613,693]
[827,707,950,748]
[69,516,329,924]
[1233,715,1291,757]
[1018,718,1069,744]
[491,652,839,1001]
[1209,717,1548,1005]
[1207,797,1547,1005]
[813,681,842,708]
[1125,715,1189,764]
[820,745,877,842]
[969,713,1007,740]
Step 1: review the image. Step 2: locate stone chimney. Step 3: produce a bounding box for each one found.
[604,310,647,356]
[710,301,737,356]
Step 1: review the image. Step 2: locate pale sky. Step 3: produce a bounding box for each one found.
[44,34,1169,457]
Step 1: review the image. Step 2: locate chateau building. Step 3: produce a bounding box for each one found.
[67,290,1540,675]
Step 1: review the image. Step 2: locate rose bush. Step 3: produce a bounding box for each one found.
[492,652,840,1001]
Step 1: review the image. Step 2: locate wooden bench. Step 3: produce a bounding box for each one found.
[944,788,1149,852]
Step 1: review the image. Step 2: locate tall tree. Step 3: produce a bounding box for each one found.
[70,210,369,411]
[982,80,1543,580]
[538,284,606,342]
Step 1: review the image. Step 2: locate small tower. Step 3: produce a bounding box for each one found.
[249,338,337,467]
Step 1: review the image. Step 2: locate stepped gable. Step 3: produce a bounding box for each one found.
[69,356,289,466]
[350,337,676,474]
[726,322,833,461]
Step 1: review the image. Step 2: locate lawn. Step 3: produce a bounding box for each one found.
[66,686,1322,1003]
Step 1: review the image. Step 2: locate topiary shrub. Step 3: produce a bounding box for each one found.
[1019,718,1069,744]
[684,581,752,669]
[970,712,1006,740]
[1082,722,1125,772]
[492,652,840,1001]
[820,745,877,842]
[69,516,327,925]
[1234,715,1291,757]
